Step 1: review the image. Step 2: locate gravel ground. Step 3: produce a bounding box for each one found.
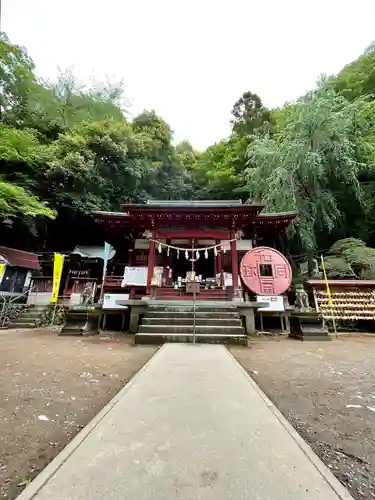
[0,328,157,500]
[230,336,375,500]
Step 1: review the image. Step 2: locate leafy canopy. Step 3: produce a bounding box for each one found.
[324,238,375,279]
[231,91,271,136]
[245,83,374,252]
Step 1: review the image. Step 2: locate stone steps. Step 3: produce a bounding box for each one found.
[135,333,247,345]
[10,306,47,328]
[155,288,229,301]
[136,301,247,345]
[10,322,37,329]
[139,324,245,334]
[142,317,242,326]
[146,311,239,318]
[148,300,237,313]
[153,296,229,301]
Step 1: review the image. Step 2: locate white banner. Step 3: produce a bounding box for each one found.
[103,293,129,309]
[256,295,285,312]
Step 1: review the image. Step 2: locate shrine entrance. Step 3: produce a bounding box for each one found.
[194,248,215,281]
[171,250,191,283]
[170,240,215,284]
[94,200,297,302]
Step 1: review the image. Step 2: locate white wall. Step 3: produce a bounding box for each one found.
[27,292,51,306]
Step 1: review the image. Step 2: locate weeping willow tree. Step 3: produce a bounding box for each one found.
[245,83,375,257]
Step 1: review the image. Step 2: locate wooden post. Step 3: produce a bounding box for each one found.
[217,241,223,286]
[230,233,238,296]
[146,237,156,295]
[63,272,70,297]
[128,249,134,266]
[214,239,219,277]
[167,239,173,285]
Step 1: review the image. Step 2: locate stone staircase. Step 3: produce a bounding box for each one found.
[10,305,48,328]
[155,287,229,301]
[135,303,247,345]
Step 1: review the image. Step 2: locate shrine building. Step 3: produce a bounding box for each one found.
[94,200,296,302]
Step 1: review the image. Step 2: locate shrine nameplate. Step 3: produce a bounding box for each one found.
[240,247,292,296]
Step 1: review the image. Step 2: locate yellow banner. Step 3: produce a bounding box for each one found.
[50,253,64,303]
[0,263,5,280]
[320,255,332,305]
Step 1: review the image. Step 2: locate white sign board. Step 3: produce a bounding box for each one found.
[103,293,129,309]
[220,239,253,251]
[223,272,232,287]
[122,266,148,286]
[134,239,150,250]
[256,295,285,312]
[121,266,164,287]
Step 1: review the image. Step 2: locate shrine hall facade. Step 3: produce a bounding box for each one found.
[94,200,296,301]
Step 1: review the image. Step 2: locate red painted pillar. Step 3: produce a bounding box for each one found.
[214,239,219,276]
[167,239,173,285]
[146,237,156,294]
[230,232,238,295]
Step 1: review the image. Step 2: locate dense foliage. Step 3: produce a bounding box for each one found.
[0,33,196,249]
[193,43,375,273]
[324,238,375,279]
[2,31,375,272]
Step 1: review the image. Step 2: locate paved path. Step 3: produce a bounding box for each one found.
[19,344,353,500]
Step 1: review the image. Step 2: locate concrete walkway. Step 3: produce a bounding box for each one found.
[19,344,353,500]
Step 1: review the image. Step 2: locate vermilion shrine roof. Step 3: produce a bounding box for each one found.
[93,200,296,232]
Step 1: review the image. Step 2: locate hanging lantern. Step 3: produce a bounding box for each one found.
[214,246,218,257]
[185,250,189,259]
[205,249,208,259]
[235,229,244,240]
[143,230,152,239]
[158,242,162,253]
[196,250,200,260]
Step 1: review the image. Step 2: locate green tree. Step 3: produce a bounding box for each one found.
[0,32,35,123]
[324,238,375,279]
[193,135,249,199]
[133,111,194,200]
[21,70,126,142]
[175,141,199,171]
[231,91,271,136]
[245,83,374,256]
[42,119,151,212]
[0,178,55,222]
[334,43,375,101]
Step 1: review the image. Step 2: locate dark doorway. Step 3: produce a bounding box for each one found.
[194,248,215,279]
[171,250,192,282]
[171,243,215,282]
[0,267,28,293]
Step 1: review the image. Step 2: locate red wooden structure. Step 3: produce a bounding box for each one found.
[94,201,296,301]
